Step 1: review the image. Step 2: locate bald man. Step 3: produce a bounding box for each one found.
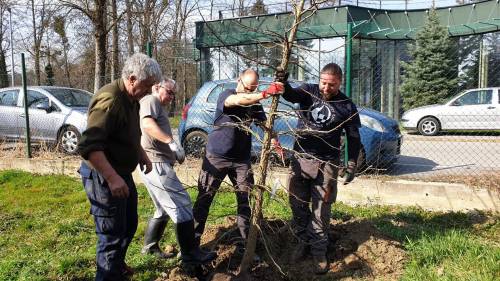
[192,69,283,253]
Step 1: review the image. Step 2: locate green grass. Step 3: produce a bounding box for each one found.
[0,170,498,280]
[169,115,181,129]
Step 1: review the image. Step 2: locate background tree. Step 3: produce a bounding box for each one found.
[30,0,52,86]
[44,63,54,85]
[62,0,108,92]
[53,15,71,86]
[0,1,10,87]
[400,9,459,110]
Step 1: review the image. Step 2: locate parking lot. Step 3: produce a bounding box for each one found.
[390,133,500,177]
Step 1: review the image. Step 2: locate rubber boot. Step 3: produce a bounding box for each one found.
[142,218,175,259]
[176,220,217,265]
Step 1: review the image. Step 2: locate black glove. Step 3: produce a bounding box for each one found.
[274,67,289,83]
[339,161,356,185]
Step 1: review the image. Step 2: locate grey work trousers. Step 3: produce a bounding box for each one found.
[139,162,193,224]
[288,156,338,257]
[193,153,253,240]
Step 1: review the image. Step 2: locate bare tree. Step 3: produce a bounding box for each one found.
[61,0,108,92]
[30,0,52,86]
[0,1,10,87]
[53,15,72,86]
[238,0,309,275]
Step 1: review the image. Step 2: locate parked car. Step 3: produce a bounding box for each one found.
[178,79,402,169]
[401,87,500,136]
[0,86,92,154]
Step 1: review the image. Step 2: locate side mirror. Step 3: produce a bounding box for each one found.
[36,101,52,113]
[450,100,461,106]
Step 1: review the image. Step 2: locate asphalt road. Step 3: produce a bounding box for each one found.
[388,133,500,177]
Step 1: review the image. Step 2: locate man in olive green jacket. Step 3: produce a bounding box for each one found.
[78,53,162,281]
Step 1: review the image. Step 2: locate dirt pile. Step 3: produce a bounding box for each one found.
[161,217,406,281]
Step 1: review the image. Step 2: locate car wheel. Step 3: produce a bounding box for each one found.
[182,130,208,158]
[418,117,440,136]
[58,126,80,154]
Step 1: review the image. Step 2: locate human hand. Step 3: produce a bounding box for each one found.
[107,174,129,198]
[139,151,152,174]
[271,138,285,166]
[261,82,284,98]
[274,67,289,83]
[339,161,356,185]
[168,141,186,164]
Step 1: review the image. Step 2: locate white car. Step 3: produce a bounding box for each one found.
[401,87,500,136]
[0,86,91,153]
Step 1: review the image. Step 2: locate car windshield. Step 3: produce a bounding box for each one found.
[45,88,92,107]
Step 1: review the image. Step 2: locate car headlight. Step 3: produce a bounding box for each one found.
[360,115,385,132]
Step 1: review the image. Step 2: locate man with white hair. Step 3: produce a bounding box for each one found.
[139,78,216,266]
[78,53,162,281]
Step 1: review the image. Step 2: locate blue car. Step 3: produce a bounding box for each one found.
[178,79,402,169]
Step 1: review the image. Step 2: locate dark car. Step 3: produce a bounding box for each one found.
[178,79,402,169]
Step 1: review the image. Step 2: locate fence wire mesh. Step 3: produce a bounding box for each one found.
[1,30,499,187]
[183,31,500,185]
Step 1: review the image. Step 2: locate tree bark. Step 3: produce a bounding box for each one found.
[31,0,40,85]
[111,0,119,81]
[93,0,107,92]
[125,0,134,55]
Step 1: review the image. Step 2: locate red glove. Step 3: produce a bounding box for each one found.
[261,83,284,98]
[271,138,285,166]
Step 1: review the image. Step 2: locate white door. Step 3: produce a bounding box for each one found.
[443,89,494,130]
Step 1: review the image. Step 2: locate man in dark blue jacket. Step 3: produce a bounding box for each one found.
[192,69,283,254]
[278,63,361,274]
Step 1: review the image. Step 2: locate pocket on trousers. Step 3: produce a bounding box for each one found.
[83,170,118,217]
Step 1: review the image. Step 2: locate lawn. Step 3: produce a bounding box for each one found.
[0,170,498,280]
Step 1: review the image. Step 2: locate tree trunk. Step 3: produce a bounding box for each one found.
[111,0,119,80]
[94,0,107,92]
[63,40,71,86]
[0,47,9,88]
[31,0,40,85]
[239,0,306,275]
[125,0,134,55]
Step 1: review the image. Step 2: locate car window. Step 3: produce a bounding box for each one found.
[0,90,19,106]
[206,82,237,103]
[455,90,493,105]
[26,90,50,109]
[45,88,92,107]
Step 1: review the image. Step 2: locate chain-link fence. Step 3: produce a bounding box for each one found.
[183,29,500,183]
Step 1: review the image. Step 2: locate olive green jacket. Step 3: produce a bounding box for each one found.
[78,79,141,175]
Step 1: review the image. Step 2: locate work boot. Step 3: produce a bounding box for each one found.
[142,218,176,259]
[313,255,329,274]
[176,220,217,265]
[291,242,309,262]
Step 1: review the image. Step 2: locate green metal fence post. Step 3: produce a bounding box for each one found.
[344,22,353,165]
[146,41,153,57]
[21,53,32,158]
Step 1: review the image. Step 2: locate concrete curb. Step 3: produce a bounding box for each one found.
[1,158,498,212]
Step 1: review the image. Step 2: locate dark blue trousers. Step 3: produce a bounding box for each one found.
[80,163,138,281]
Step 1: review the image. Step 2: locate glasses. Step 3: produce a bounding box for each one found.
[160,86,175,96]
[240,79,259,92]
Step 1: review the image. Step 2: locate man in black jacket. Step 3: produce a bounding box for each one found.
[278,63,361,274]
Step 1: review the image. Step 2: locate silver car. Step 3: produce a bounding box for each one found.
[0,86,91,153]
[401,87,500,136]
